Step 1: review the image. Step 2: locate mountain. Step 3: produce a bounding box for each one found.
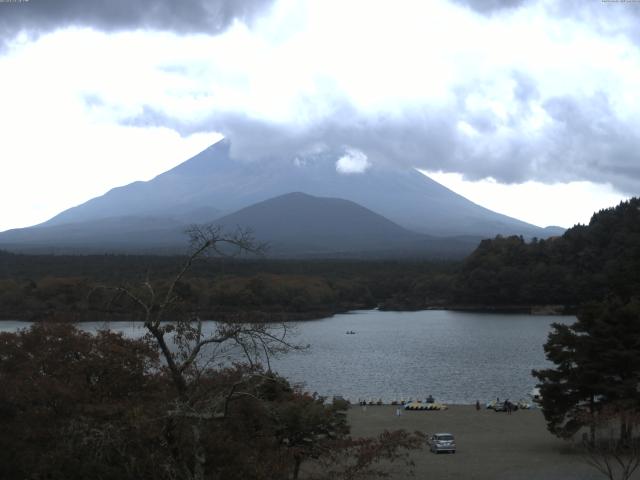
[36,139,561,238]
[0,216,189,254]
[212,192,480,257]
[0,193,481,257]
[0,139,564,256]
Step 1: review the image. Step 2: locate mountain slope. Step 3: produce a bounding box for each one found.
[0,216,190,253]
[0,193,481,257]
[213,192,477,256]
[37,139,560,238]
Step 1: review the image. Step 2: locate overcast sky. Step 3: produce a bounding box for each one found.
[1,0,637,232]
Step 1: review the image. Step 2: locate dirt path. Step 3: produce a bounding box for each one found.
[348,405,610,480]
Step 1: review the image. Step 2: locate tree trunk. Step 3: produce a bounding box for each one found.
[192,423,206,480]
[590,395,596,446]
[293,456,302,480]
[620,417,631,447]
[147,324,188,394]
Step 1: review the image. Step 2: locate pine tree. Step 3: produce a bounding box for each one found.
[533,297,640,443]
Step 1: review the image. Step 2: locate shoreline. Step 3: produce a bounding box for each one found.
[0,303,575,323]
[379,303,574,315]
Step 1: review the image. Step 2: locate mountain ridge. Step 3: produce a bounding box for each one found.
[0,192,482,258]
[37,139,563,238]
[0,139,565,256]
[212,192,479,257]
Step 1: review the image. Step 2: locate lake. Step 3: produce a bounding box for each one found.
[0,309,572,404]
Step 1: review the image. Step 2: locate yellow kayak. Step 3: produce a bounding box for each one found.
[404,401,448,411]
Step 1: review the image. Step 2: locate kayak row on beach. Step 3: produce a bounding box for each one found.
[354,395,440,407]
[342,397,534,411]
[486,399,534,411]
[353,398,448,410]
[403,401,448,411]
[354,400,449,411]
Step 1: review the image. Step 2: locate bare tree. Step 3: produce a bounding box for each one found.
[100,225,301,480]
[579,404,640,480]
[91,225,422,480]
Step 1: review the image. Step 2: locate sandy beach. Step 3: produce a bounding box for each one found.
[347,405,607,480]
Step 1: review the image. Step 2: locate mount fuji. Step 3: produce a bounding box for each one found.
[0,139,563,256]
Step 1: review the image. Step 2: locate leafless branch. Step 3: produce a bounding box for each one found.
[578,405,640,480]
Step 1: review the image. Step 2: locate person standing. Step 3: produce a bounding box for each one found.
[475,400,480,411]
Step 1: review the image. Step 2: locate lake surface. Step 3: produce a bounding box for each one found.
[1,310,573,404]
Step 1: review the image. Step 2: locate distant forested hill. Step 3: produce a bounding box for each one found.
[0,251,457,321]
[0,198,635,321]
[453,198,640,308]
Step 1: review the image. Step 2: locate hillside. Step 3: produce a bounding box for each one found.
[213,192,479,257]
[0,192,481,258]
[0,216,190,254]
[33,139,561,239]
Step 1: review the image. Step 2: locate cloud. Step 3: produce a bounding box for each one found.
[73,0,640,197]
[117,82,640,196]
[119,103,459,168]
[452,0,640,49]
[0,0,275,40]
[7,0,640,202]
[540,93,640,193]
[542,0,640,46]
[451,0,530,15]
[336,149,371,174]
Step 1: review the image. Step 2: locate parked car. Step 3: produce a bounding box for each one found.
[493,401,517,412]
[428,433,456,453]
[493,401,507,412]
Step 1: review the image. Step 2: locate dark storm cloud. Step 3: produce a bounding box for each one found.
[540,93,640,193]
[120,103,460,171]
[450,0,530,14]
[549,0,640,21]
[129,106,639,195]
[0,0,275,39]
[453,0,640,47]
[114,67,640,195]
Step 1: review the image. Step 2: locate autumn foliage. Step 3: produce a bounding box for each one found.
[0,323,420,480]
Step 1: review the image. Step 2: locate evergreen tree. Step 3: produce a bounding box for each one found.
[533,297,640,443]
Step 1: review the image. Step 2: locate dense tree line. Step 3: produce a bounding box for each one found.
[0,252,457,321]
[1,197,638,322]
[454,198,640,308]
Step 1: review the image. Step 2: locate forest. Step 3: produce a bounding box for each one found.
[0,252,457,321]
[0,198,638,322]
[454,197,640,308]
